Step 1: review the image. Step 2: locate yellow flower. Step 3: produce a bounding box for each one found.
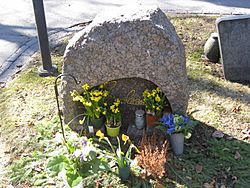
[114,108,119,114]
[155,95,161,102]
[156,87,161,92]
[103,91,109,97]
[114,99,120,106]
[156,107,160,111]
[96,107,101,112]
[104,103,107,106]
[94,96,102,102]
[96,130,105,140]
[152,90,156,96]
[110,105,115,111]
[102,111,106,115]
[122,134,130,144]
[79,120,84,124]
[84,102,92,107]
[99,84,104,89]
[82,84,89,90]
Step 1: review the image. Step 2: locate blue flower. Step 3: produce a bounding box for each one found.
[166,127,175,135]
[160,114,174,127]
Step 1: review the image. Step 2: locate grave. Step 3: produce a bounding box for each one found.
[217,15,250,81]
[61,5,188,129]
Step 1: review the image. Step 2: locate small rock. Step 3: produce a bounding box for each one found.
[234,151,241,160]
[212,131,224,138]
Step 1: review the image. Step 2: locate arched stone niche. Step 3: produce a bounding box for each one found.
[61,5,189,127]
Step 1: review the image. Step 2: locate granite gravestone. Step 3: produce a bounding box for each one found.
[217,15,250,81]
[61,5,188,129]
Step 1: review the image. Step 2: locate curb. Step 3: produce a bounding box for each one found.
[0,28,80,84]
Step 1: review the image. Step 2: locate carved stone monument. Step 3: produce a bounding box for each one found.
[217,15,250,81]
[62,5,188,128]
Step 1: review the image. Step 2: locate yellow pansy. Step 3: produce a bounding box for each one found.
[96,107,101,112]
[82,84,89,90]
[102,111,106,115]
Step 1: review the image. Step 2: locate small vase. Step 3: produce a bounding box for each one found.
[135,110,145,129]
[146,113,159,127]
[118,166,130,181]
[170,133,184,155]
[106,124,121,137]
[90,116,104,129]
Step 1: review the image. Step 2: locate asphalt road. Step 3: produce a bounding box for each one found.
[1,0,250,79]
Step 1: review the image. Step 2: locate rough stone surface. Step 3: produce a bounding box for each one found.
[62,5,188,127]
[217,15,250,81]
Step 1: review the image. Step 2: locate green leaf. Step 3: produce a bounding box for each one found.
[72,176,83,187]
[47,155,69,173]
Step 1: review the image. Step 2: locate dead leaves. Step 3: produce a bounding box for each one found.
[234,151,241,160]
[232,105,241,113]
[195,164,203,174]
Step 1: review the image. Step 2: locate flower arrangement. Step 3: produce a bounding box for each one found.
[96,130,140,174]
[159,113,197,138]
[71,83,109,123]
[142,87,166,117]
[106,98,122,127]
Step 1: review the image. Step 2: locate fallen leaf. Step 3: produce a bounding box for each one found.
[195,164,203,173]
[234,151,241,160]
[212,131,224,138]
[232,105,241,113]
[203,183,213,188]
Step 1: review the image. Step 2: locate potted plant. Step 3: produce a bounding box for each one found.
[142,87,166,127]
[105,99,122,137]
[159,113,197,155]
[96,130,140,181]
[71,83,109,131]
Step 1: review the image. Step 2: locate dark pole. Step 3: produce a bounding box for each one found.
[32,0,58,76]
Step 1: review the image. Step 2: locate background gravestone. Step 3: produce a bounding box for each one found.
[62,5,188,128]
[217,15,250,82]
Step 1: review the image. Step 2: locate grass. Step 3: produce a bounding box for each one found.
[0,15,249,187]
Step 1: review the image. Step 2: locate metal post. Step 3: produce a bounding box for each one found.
[32,0,58,76]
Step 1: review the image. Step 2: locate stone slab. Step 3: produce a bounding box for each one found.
[216,15,250,81]
[62,5,188,129]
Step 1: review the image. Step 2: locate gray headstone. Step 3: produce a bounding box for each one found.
[217,15,250,81]
[62,5,188,128]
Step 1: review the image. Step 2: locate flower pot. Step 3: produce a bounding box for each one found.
[118,166,130,181]
[106,124,121,137]
[170,133,184,155]
[146,113,159,127]
[90,116,105,129]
